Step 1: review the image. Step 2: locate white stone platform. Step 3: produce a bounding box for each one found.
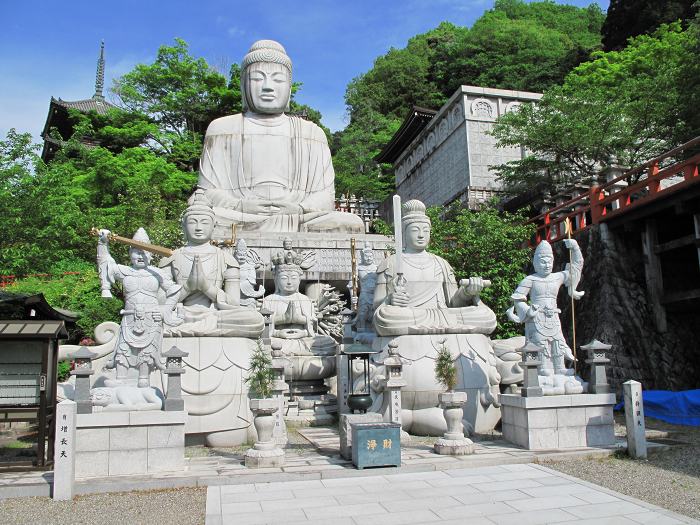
[500,393,616,450]
[74,410,186,478]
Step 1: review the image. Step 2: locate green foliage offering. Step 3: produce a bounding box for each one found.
[333,1,605,200]
[491,22,699,195]
[434,339,457,392]
[57,361,72,383]
[245,339,274,399]
[6,262,122,340]
[426,205,534,339]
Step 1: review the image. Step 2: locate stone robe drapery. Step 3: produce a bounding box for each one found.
[373,252,497,336]
[198,113,362,232]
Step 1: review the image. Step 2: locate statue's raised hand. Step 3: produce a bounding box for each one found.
[563,238,579,250]
[97,229,111,245]
[459,277,491,296]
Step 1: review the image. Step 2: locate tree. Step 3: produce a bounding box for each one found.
[602,0,698,51]
[491,23,697,195]
[113,39,242,170]
[426,204,534,339]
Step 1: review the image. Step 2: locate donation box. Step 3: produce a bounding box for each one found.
[351,422,401,469]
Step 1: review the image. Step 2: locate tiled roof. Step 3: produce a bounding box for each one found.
[0,320,68,339]
[375,106,437,164]
[53,96,114,115]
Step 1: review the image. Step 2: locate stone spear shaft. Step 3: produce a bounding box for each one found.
[90,227,174,257]
[392,195,404,286]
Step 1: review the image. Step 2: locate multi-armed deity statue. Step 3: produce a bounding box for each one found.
[507,239,586,395]
[197,40,363,234]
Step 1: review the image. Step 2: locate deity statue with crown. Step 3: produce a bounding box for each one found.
[197,39,364,234]
[369,199,506,436]
[262,246,337,418]
[507,239,587,395]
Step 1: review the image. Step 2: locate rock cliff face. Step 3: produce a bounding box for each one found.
[552,224,700,394]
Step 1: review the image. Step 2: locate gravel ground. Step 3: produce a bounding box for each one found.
[0,487,206,525]
[544,414,700,520]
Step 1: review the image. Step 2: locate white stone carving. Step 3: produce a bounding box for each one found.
[197,39,363,234]
[234,238,265,308]
[505,101,522,114]
[470,98,495,119]
[507,239,587,395]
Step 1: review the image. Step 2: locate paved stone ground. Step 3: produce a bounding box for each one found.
[204,463,698,525]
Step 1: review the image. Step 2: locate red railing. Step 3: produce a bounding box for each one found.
[527,137,700,244]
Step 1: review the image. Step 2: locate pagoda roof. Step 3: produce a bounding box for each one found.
[51,96,114,115]
[375,106,437,164]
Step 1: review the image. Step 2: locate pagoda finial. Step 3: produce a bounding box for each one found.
[93,40,105,100]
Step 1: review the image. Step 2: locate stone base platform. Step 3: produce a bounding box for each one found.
[74,410,186,479]
[434,437,475,455]
[500,393,616,450]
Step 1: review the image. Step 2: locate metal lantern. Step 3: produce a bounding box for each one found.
[342,343,378,413]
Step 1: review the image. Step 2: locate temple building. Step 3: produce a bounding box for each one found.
[376,86,541,210]
[40,42,114,162]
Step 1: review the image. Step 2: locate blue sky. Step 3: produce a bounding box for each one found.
[1,0,607,142]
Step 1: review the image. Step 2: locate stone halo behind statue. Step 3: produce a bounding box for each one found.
[196,39,364,234]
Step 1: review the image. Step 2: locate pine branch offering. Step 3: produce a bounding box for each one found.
[434,339,457,392]
[245,338,274,398]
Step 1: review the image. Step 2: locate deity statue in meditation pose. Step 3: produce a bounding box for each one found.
[197,39,364,234]
[507,239,586,395]
[159,190,264,338]
[373,200,497,336]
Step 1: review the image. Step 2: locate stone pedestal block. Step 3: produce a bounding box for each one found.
[339,412,383,460]
[434,438,475,455]
[53,400,76,500]
[74,410,186,479]
[500,393,615,450]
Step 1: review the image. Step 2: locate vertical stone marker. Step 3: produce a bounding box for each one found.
[53,399,76,500]
[623,380,647,459]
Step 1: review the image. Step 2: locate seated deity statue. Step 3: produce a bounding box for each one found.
[197,39,364,234]
[262,249,336,391]
[507,239,586,395]
[97,227,181,390]
[159,190,264,338]
[373,200,497,336]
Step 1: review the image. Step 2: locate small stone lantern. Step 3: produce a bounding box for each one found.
[69,346,97,414]
[260,307,274,344]
[270,341,290,445]
[382,340,406,426]
[342,343,379,413]
[582,339,613,394]
[162,345,188,411]
[519,342,543,398]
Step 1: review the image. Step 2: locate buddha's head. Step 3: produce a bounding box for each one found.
[182,190,215,245]
[533,240,554,277]
[129,228,152,269]
[402,200,431,254]
[271,250,303,295]
[241,40,292,115]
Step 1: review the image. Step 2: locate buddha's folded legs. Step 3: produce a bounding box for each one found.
[374,303,497,336]
[165,305,264,338]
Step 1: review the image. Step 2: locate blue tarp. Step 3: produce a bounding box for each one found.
[614,389,700,426]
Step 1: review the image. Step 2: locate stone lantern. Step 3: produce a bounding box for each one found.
[162,345,188,411]
[270,341,290,445]
[519,342,543,398]
[382,340,406,426]
[69,346,97,414]
[582,339,613,394]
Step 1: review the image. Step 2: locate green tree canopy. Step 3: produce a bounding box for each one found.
[491,22,699,194]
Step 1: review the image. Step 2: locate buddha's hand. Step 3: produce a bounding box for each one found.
[460,276,488,296]
[389,289,410,307]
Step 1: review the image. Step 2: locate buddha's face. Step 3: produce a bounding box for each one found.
[245,62,291,115]
[274,268,301,295]
[129,248,149,269]
[183,214,215,245]
[404,221,431,253]
[534,253,553,277]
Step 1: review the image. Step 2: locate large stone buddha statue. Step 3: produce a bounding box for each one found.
[197,39,364,234]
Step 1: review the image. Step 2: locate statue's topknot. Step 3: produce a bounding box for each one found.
[242,39,292,74]
[402,199,431,226]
